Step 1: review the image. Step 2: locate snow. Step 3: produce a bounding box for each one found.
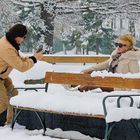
[0,120,100,140]
[1,60,140,140]
[0,125,68,140]
[10,89,104,115]
[10,89,140,118]
[9,60,92,88]
[91,70,140,79]
[106,107,140,123]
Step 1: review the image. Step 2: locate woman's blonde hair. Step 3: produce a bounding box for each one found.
[118,34,136,49]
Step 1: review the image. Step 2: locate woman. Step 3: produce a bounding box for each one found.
[77,34,140,92]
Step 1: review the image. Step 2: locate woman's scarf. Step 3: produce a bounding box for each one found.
[108,53,121,73]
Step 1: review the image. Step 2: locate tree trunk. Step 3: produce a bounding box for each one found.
[113,17,116,29]
[120,18,123,30]
[40,2,56,49]
[86,46,89,55]
[129,20,135,37]
[63,44,67,55]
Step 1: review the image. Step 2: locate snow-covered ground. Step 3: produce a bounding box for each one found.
[0,125,67,140]
[0,125,101,140]
[0,61,101,140]
[1,59,140,140]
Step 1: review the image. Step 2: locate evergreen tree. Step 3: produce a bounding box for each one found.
[84,0,140,37]
[12,0,56,52]
[0,0,19,37]
[79,0,116,54]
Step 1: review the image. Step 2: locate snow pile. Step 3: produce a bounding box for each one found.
[0,125,68,140]
[10,89,104,116]
[10,89,140,120]
[46,128,93,140]
[9,61,52,87]
[0,125,102,140]
[106,107,140,123]
[91,70,140,79]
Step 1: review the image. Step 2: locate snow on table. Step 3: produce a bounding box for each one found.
[10,88,140,121]
[106,107,140,123]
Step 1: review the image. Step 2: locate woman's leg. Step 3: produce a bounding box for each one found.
[78,85,98,92]
[78,85,114,92]
[100,87,114,92]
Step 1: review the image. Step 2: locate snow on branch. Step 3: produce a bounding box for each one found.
[82,0,140,20]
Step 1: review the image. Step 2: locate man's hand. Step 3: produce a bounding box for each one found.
[36,47,43,53]
[34,52,43,60]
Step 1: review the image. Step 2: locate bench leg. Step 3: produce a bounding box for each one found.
[45,83,49,92]
[34,112,46,135]
[105,123,116,140]
[11,109,46,135]
[130,120,140,139]
[11,109,23,130]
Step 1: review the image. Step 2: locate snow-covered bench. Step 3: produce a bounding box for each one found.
[9,55,140,139]
[102,94,140,140]
[10,71,140,139]
[9,60,95,136]
[44,72,140,139]
[10,89,140,138]
[10,55,102,89]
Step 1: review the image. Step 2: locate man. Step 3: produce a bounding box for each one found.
[0,23,43,125]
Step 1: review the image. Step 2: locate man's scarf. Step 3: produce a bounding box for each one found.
[5,32,20,51]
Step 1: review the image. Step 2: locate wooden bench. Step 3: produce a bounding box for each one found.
[41,55,110,63]
[45,72,140,89]
[10,71,140,139]
[44,72,140,140]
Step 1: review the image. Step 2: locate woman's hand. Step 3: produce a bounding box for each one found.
[80,69,93,74]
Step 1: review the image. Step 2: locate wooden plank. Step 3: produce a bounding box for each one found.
[41,55,110,63]
[13,106,105,119]
[45,72,140,89]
